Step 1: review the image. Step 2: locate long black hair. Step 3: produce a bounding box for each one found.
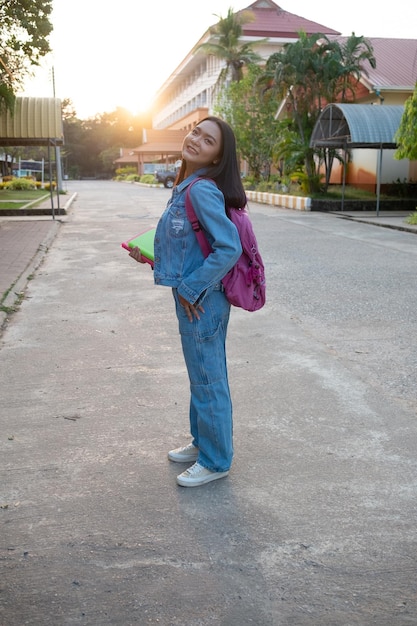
[176,116,247,209]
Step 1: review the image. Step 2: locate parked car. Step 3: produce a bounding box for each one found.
[155,168,177,188]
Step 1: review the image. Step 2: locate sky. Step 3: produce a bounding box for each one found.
[19,0,417,120]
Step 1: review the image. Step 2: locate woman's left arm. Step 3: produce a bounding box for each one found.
[177,180,242,305]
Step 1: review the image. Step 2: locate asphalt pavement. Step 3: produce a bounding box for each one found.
[0,186,415,327]
[1,181,417,626]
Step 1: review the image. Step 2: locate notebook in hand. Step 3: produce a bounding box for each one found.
[121,227,155,267]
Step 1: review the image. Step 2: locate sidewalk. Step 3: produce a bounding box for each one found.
[0,193,76,331]
[330,209,417,233]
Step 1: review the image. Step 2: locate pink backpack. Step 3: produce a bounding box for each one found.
[185,179,266,312]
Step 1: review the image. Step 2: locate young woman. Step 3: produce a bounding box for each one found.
[130,116,246,487]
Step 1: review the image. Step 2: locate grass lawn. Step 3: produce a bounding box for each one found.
[0,189,51,210]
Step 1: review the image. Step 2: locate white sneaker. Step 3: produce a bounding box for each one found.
[168,443,198,463]
[176,462,229,487]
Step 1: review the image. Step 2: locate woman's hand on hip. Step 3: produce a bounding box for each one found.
[178,294,205,322]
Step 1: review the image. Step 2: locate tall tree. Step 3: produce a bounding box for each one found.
[197,7,265,83]
[395,83,417,161]
[61,104,146,179]
[61,99,84,179]
[0,0,53,111]
[326,33,376,102]
[261,32,329,190]
[216,64,280,181]
[261,32,376,192]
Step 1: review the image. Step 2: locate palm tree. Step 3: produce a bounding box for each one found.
[259,32,377,191]
[334,34,376,102]
[197,8,266,83]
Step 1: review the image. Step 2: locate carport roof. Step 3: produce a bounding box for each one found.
[0,97,63,146]
[310,103,404,149]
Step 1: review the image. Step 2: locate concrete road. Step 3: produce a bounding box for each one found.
[1,180,416,625]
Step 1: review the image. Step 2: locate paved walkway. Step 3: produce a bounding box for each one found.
[0,192,76,328]
[1,181,416,625]
[1,189,415,332]
[330,209,417,233]
[0,219,58,303]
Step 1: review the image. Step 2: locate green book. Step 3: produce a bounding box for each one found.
[121,227,155,266]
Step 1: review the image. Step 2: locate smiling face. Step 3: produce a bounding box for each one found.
[182,120,223,175]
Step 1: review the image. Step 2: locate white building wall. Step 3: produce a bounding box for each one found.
[152,37,288,130]
[153,57,224,129]
[352,148,410,183]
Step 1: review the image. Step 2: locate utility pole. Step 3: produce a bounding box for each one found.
[52,66,63,194]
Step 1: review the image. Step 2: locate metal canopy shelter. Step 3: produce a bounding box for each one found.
[0,97,64,218]
[310,103,404,214]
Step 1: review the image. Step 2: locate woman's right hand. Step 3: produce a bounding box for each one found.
[129,246,146,263]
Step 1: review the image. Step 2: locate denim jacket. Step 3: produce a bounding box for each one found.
[153,170,242,305]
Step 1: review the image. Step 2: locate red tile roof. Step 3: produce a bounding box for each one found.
[331,37,417,89]
[133,129,187,155]
[361,38,417,88]
[142,129,187,144]
[133,142,183,155]
[240,0,340,38]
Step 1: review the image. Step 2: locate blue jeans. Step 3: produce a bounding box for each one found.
[173,288,233,472]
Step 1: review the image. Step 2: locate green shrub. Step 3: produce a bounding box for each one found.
[5,177,36,190]
[384,179,417,198]
[405,211,417,225]
[254,181,268,192]
[242,175,257,191]
[140,174,157,184]
[126,174,141,182]
[115,166,137,178]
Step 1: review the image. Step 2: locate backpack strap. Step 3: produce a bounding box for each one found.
[185,178,213,259]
